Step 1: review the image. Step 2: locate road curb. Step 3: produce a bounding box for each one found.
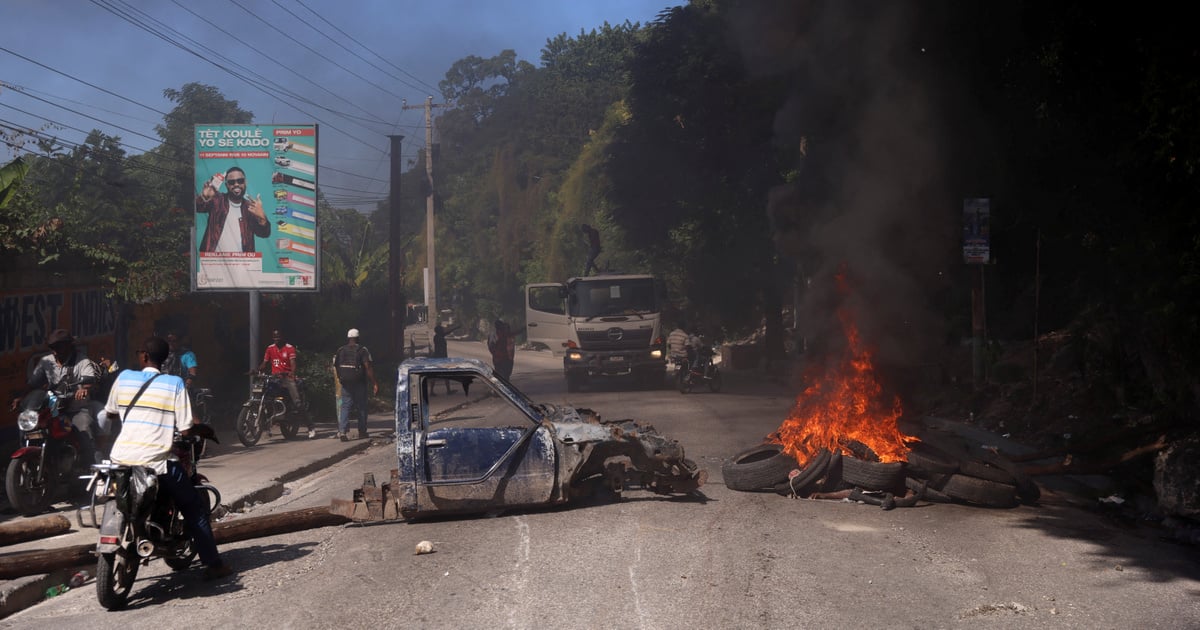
[224,439,375,513]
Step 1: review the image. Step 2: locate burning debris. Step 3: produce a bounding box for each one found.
[724,281,1038,509]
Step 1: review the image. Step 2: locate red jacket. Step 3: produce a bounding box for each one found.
[196,193,271,253]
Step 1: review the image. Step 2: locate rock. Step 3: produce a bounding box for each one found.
[1154,435,1200,518]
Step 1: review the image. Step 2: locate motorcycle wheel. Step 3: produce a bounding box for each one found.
[96,547,139,610]
[279,417,300,440]
[708,370,722,393]
[5,451,51,516]
[677,369,692,394]
[235,407,261,447]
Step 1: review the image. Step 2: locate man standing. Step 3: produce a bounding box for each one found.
[487,320,516,380]
[197,166,271,253]
[163,331,198,392]
[104,336,233,581]
[580,223,602,276]
[10,329,100,467]
[333,328,377,441]
[258,329,315,439]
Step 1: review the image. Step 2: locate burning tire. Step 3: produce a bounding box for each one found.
[839,457,906,492]
[904,443,960,477]
[722,443,797,491]
[773,449,832,496]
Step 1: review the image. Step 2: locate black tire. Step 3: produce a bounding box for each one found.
[279,417,300,440]
[707,370,722,393]
[96,548,138,610]
[906,476,952,503]
[722,444,798,491]
[904,443,960,477]
[5,451,50,516]
[235,407,261,447]
[677,369,692,394]
[958,459,1018,485]
[840,457,906,492]
[773,449,832,496]
[940,474,1019,508]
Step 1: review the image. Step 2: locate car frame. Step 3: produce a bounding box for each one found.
[332,357,706,521]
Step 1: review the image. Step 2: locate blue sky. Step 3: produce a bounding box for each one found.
[1,0,675,210]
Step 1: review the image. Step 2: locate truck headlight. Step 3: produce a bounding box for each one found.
[567,351,583,361]
[650,349,663,359]
[17,410,40,431]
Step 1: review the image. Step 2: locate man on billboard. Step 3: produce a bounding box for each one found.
[196,166,270,253]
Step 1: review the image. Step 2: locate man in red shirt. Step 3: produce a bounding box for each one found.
[257,329,315,438]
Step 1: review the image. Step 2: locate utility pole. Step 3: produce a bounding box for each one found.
[402,96,447,324]
[387,134,404,360]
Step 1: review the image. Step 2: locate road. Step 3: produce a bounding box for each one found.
[4,339,1200,629]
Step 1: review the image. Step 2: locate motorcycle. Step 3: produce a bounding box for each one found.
[191,387,214,424]
[676,345,722,394]
[235,373,309,447]
[82,427,221,610]
[5,389,95,516]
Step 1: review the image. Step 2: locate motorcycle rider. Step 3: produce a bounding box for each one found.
[9,329,101,467]
[257,329,315,439]
[104,335,233,581]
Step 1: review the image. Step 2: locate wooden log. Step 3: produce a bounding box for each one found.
[0,514,72,547]
[0,506,348,581]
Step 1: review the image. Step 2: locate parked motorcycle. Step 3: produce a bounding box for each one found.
[191,387,214,424]
[5,389,93,516]
[676,346,722,394]
[82,427,221,610]
[235,373,309,447]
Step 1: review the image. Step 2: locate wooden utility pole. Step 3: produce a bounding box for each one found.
[388,134,405,360]
[402,97,448,324]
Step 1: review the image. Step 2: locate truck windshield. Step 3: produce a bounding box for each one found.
[567,278,657,317]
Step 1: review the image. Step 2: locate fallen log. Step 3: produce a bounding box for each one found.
[0,514,72,547]
[0,505,349,581]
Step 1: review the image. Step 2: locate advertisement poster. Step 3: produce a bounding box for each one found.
[962,197,991,265]
[192,124,319,291]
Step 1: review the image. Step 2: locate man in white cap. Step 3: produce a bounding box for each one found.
[333,328,378,440]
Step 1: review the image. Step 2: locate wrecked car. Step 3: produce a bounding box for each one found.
[331,358,705,521]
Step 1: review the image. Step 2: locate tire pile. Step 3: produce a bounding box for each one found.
[722,428,1040,509]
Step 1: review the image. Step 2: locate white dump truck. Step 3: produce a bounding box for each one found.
[525,273,667,391]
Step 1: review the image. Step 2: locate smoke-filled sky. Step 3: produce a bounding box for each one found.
[1,0,673,212]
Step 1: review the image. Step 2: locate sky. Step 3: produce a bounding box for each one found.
[1,0,675,211]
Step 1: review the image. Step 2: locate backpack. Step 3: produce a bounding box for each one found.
[335,344,365,384]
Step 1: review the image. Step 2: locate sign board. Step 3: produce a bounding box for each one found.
[192,124,319,291]
[963,197,991,264]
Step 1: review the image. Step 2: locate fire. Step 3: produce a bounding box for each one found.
[769,296,915,466]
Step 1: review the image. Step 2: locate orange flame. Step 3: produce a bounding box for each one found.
[769,285,915,466]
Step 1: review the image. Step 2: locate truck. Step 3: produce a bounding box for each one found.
[330,358,705,522]
[525,274,667,391]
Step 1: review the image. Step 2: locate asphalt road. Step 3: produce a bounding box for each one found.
[4,339,1200,629]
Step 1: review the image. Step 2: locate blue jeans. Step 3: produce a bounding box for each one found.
[159,460,221,568]
[338,381,368,435]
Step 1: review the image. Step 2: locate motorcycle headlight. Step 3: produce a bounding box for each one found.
[17,410,40,431]
[650,349,663,359]
[567,351,583,361]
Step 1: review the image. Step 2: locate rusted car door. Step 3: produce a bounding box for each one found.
[410,371,558,515]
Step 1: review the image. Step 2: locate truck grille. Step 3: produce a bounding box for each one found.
[578,328,653,351]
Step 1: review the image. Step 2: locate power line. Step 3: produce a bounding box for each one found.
[0,45,172,119]
[228,0,413,105]
[88,0,388,156]
[166,0,393,128]
[277,0,441,96]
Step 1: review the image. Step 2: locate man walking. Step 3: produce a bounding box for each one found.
[104,336,232,581]
[487,320,516,380]
[258,329,316,439]
[333,328,378,441]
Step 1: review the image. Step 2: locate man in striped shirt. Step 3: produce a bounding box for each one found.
[104,336,233,581]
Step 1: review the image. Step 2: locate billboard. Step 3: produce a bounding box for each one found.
[192,124,319,291]
[962,197,991,265]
